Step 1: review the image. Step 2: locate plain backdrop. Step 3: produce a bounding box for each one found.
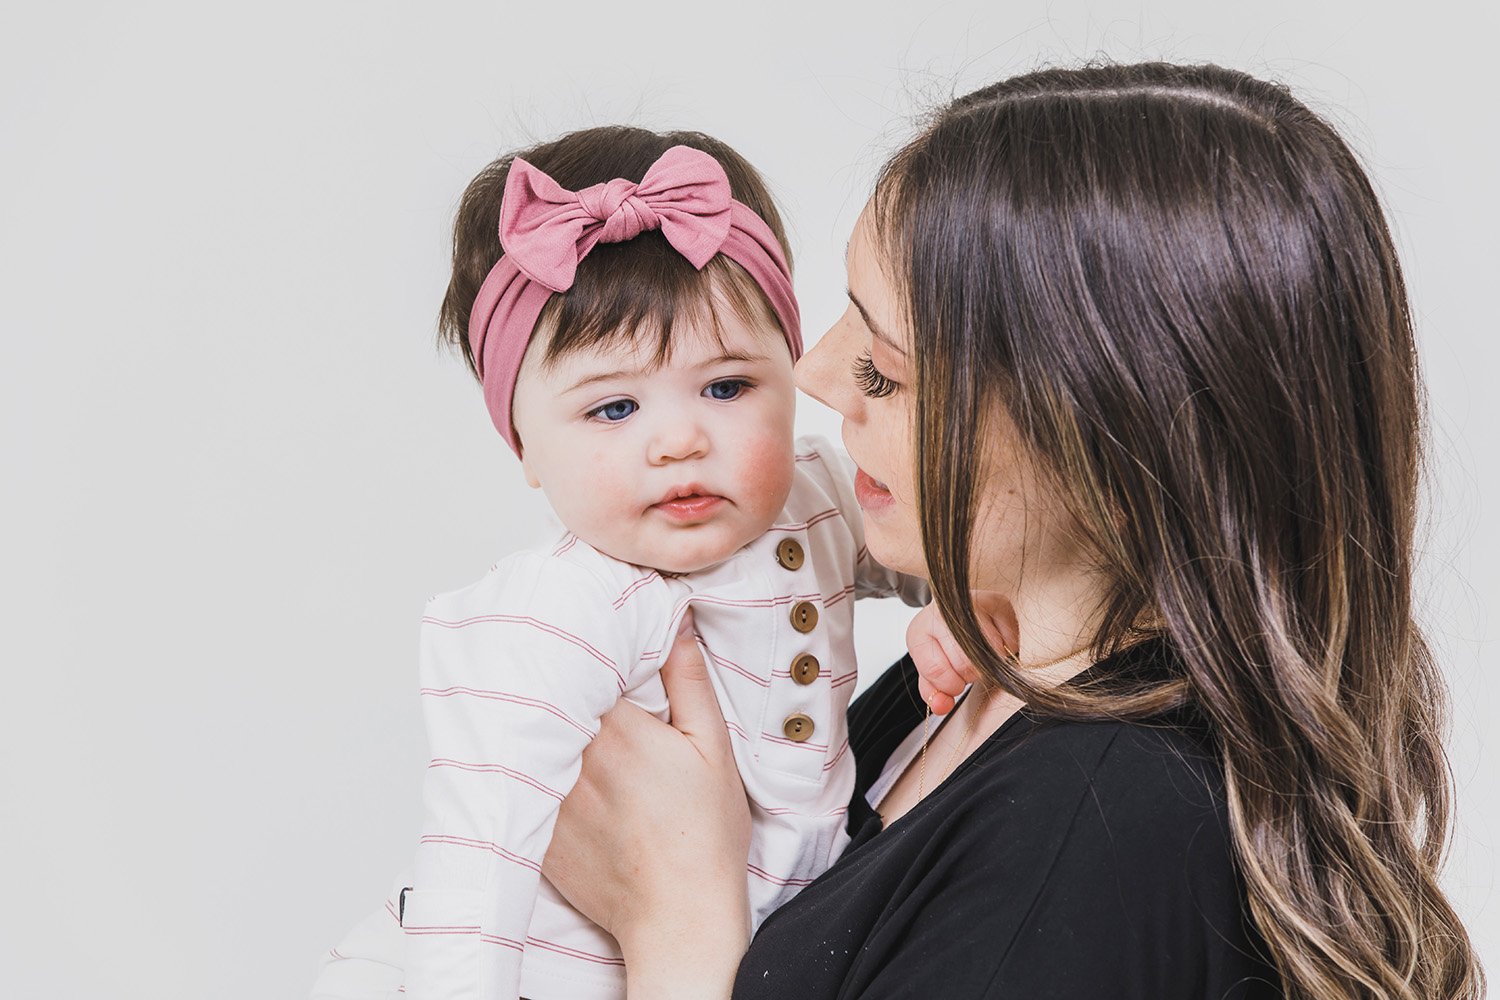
[2,1,1495,995]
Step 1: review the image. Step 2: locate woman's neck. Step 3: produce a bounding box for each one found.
[1005,561,1110,677]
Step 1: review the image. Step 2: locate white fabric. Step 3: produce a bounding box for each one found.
[311,437,927,1000]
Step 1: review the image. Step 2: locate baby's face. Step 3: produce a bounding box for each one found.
[512,298,797,574]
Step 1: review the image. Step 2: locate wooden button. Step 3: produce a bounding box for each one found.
[791,653,820,685]
[775,538,805,571]
[790,600,819,633]
[782,713,815,742]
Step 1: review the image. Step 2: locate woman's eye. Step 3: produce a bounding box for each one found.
[587,398,638,422]
[705,379,748,401]
[852,353,898,398]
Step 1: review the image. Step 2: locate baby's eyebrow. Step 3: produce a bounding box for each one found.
[563,369,637,394]
[698,350,771,367]
[562,352,772,395]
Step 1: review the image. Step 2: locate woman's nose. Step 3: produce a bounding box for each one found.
[795,312,860,419]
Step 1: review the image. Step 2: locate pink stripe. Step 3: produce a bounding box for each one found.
[428,758,566,802]
[404,926,480,935]
[686,591,823,611]
[707,648,769,688]
[552,533,580,557]
[824,582,857,607]
[823,740,851,772]
[385,900,399,921]
[329,948,345,959]
[830,671,859,689]
[525,935,627,966]
[420,834,543,873]
[795,451,819,462]
[725,720,749,742]
[762,804,850,817]
[611,572,661,610]
[765,508,840,533]
[422,613,625,690]
[761,732,830,752]
[479,933,526,952]
[420,686,595,739]
[747,862,815,887]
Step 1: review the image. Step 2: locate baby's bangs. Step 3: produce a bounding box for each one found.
[537,234,783,370]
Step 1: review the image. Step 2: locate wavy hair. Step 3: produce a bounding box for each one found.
[872,62,1482,999]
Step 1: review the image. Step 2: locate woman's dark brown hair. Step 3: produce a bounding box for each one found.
[873,63,1482,998]
[438,126,791,387]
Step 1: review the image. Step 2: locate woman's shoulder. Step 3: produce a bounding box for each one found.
[852,641,1246,909]
[992,638,1231,851]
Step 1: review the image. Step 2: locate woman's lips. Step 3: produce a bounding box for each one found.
[854,469,894,511]
[652,494,726,523]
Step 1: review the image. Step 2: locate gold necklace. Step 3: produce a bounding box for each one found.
[915,638,1099,799]
[918,688,983,799]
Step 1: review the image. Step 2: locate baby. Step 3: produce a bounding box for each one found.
[313,127,936,1000]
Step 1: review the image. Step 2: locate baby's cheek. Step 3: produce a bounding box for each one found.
[551,451,632,541]
[733,431,797,517]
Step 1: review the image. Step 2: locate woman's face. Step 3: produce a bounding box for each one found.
[795,206,1087,599]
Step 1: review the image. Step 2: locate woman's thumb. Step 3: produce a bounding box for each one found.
[661,610,729,745]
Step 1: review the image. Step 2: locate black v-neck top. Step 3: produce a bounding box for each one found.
[732,639,1283,999]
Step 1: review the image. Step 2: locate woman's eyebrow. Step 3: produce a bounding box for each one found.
[846,288,907,356]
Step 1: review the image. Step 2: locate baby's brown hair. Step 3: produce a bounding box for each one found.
[438,126,793,378]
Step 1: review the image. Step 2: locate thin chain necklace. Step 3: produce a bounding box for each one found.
[916,639,1098,799]
[917,688,982,799]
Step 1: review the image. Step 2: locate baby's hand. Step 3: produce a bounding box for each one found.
[905,594,1018,714]
[906,602,979,715]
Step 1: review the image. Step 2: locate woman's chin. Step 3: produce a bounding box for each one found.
[860,529,925,582]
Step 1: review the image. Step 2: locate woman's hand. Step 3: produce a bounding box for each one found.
[542,616,751,1000]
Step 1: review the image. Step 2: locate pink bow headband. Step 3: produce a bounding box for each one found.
[468,144,803,454]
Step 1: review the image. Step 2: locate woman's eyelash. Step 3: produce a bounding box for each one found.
[852,353,898,398]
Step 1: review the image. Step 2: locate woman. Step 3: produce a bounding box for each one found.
[541,63,1485,999]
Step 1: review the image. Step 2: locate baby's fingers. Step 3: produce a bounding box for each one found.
[933,627,983,686]
[917,675,957,715]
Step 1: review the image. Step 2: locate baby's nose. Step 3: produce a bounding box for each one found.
[649,416,711,464]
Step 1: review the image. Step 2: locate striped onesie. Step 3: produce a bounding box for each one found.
[312,436,927,1000]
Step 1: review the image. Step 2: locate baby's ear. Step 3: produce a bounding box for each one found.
[518,449,542,489]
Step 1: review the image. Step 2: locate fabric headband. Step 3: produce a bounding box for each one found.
[467,144,803,454]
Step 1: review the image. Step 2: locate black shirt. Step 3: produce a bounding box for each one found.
[733,639,1283,999]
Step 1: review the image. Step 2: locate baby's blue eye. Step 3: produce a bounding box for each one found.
[589,399,638,422]
[706,379,747,401]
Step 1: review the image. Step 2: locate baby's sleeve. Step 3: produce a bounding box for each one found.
[308,877,408,1000]
[801,436,931,607]
[403,555,636,1000]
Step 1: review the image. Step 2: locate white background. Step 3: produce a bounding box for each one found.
[2,2,1495,995]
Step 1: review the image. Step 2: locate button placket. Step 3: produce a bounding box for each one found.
[770,532,822,758]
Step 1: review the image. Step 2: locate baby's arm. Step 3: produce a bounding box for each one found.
[404,555,638,1000]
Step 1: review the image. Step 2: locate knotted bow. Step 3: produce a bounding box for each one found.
[500,146,734,292]
[468,144,803,455]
